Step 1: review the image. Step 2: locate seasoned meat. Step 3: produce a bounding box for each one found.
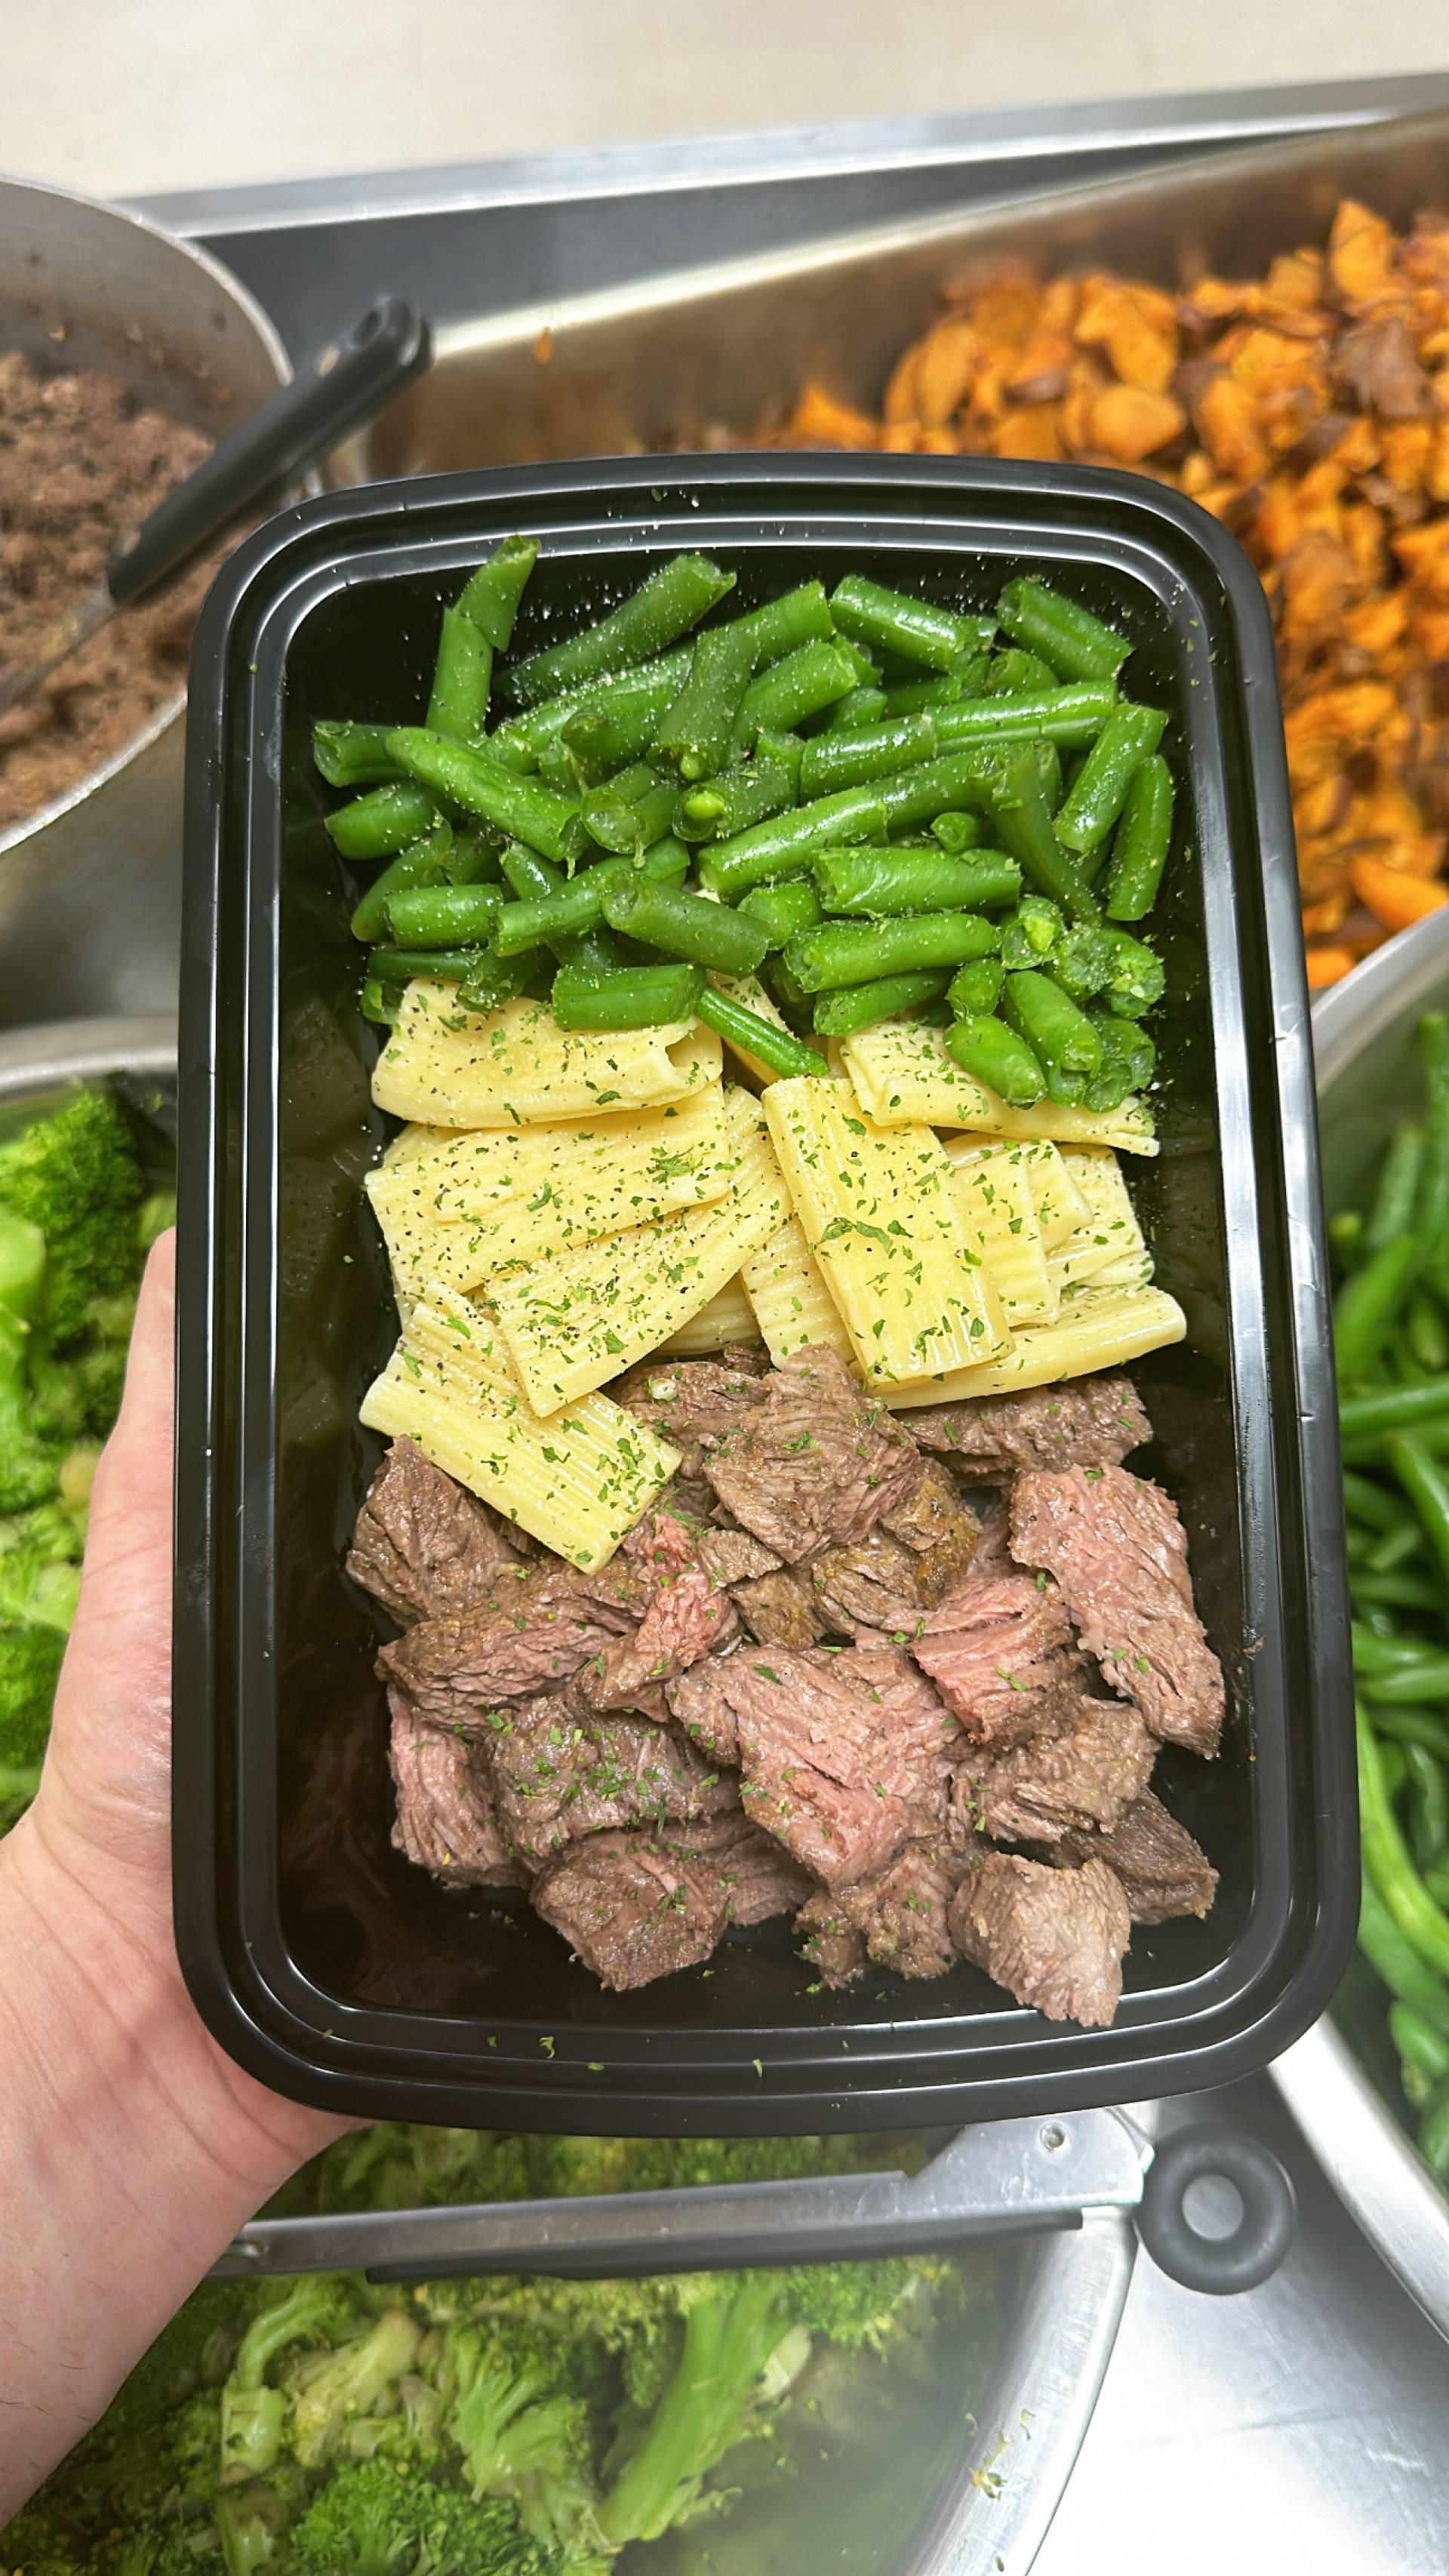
[1010,1464,1225,1756]
[908,1375,1151,1480]
[379,1559,638,1727]
[878,1458,983,1604]
[705,1343,923,1562]
[955,1691,1157,1845]
[613,1351,770,1480]
[1056,1788,1217,1923]
[796,1842,964,1987]
[910,1513,1084,1747]
[949,1852,1131,2028]
[681,1642,955,1888]
[709,1808,817,1926]
[481,1685,735,1866]
[693,1525,781,1587]
[531,1808,806,1989]
[583,1510,738,1715]
[387,1689,528,1890]
[348,1436,521,1623]
[731,1568,829,1648]
[810,1525,926,1639]
[668,1653,745,1764]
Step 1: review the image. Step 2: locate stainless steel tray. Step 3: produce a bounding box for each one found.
[337,108,1449,479]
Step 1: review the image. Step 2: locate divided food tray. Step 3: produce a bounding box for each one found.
[175,451,1353,2128]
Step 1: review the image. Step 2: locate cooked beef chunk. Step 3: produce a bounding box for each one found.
[705,1344,923,1562]
[387,1689,529,1890]
[949,1852,1131,2027]
[810,1525,926,1639]
[481,1685,735,1866]
[878,1459,983,1604]
[1010,1464,1225,1756]
[613,1352,770,1481]
[908,1374,1151,1480]
[1055,1788,1218,1922]
[910,1512,1084,1747]
[348,1437,521,1623]
[531,1808,805,1989]
[583,1510,738,1715]
[379,1559,638,1727]
[668,1653,745,1763]
[797,1842,964,1987]
[731,1568,829,1648]
[694,1525,781,1587]
[955,1691,1156,1845]
[679,1642,955,1888]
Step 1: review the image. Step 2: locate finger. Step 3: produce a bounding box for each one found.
[86,1229,177,1562]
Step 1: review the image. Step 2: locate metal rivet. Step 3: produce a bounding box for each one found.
[1039,2123,1067,2154]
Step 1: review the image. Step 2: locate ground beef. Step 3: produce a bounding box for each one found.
[1009,1464,1225,1756]
[683,1642,956,1888]
[612,1351,770,1481]
[348,1437,521,1624]
[378,1559,638,1727]
[796,1842,965,1987]
[531,1809,808,1990]
[730,1568,829,1648]
[1055,1788,1219,1922]
[387,1690,528,1890]
[955,1690,1157,1845]
[704,1344,924,1562]
[907,1374,1152,1480]
[0,350,221,836]
[909,1512,1084,1747]
[950,1851,1131,2027]
[480,1685,736,1867]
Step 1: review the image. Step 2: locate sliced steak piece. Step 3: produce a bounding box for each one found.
[613,1351,770,1482]
[531,1808,804,1989]
[481,1685,735,1867]
[348,1437,521,1624]
[949,1852,1131,2028]
[731,1568,829,1648]
[668,1653,744,1764]
[956,1690,1156,1845]
[693,1525,781,1587]
[685,1643,955,1888]
[387,1689,528,1890]
[380,1559,638,1726]
[910,1513,1084,1748]
[1010,1464,1225,1756]
[1056,1789,1217,1923]
[878,1460,983,1605]
[709,1809,817,1927]
[909,1374,1152,1480]
[705,1343,924,1562]
[583,1510,738,1716]
[810,1525,926,1639]
[797,1841,964,1987]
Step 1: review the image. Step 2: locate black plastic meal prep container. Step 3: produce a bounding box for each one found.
[175,452,1355,2131]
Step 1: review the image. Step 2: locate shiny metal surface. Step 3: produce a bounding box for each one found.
[340,108,1449,480]
[0,178,292,1029]
[0,1012,178,1097]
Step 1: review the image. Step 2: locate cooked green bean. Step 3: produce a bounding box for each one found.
[506,553,735,706]
[983,745,1100,923]
[1392,1999,1449,2094]
[676,744,801,843]
[456,533,538,648]
[425,605,492,742]
[457,949,549,1014]
[493,838,688,958]
[1340,1377,1449,1442]
[1331,1208,1367,1270]
[313,720,403,789]
[881,654,989,717]
[1371,1704,1449,1754]
[1366,1516,1424,1572]
[997,576,1129,682]
[947,1013,1047,1106]
[1344,1468,1411,1531]
[1335,1239,1420,1383]
[654,623,757,780]
[366,943,483,986]
[799,712,940,799]
[1049,919,1117,1002]
[732,639,859,743]
[1055,705,1168,857]
[493,650,695,775]
[823,685,890,734]
[581,766,678,855]
[1405,1740,1449,1870]
[1001,897,1063,969]
[1352,1622,1435,1676]
[1366,1122,1427,1254]
[601,876,770,976]
[728,580,836,667]
[1352,1571,1444,1614]
[812,846,1021,916]
[738,879,823,949]
[551,961,704,1030]
[326,781,441,860]
[983,648,1057,696]
[384,884,504,949]
[1359,1704,1449,1974]
[1387,1432,1449,1586]
[697,788,891,900]
[360,974,403,1024]
[783,910,997,995]
[1358,1870,1449,2030]
[1002,969,1103,1079]
[349,820,456,943]
[1367,1658,1449,1703]
[813,971,952,1036]
[1100,926,1165,1017]
[829,573,989,673]
[946,956,1004,1018]
[386,727,586,870]
[1103,754,1174,918]
[931,811,984,854]
[1409,1291,1449,1375]
[695,983,822,1079]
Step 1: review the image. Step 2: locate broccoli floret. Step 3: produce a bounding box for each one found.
[596,2274,806,2547]
[214,2469,309,2573]
[139,1187,177,1251]
[286,2456,557,2576]
[282,2306,422,2467]
[440,2327,612,2567]
[220,2275,365,2485]
[96,2278,246,2442]
[0,1206,62,1511]
[0,1089,143,1347]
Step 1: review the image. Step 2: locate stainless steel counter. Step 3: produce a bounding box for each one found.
[1037,2080,1449,2574]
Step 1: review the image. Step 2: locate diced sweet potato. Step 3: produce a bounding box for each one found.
[1086,384,1186,463]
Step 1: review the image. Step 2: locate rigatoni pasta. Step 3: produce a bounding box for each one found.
[371,983,721,1130]
[885,1281,1186,1406]
[838,1020,1158,1154]
[741,1216,855,1365]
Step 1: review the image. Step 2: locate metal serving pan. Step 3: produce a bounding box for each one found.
[338,108,1449,481]
[1271,903,1449,2346]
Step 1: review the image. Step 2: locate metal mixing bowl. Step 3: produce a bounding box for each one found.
[0,177,293,1029]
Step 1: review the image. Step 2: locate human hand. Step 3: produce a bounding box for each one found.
[0,1233,348,2515]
